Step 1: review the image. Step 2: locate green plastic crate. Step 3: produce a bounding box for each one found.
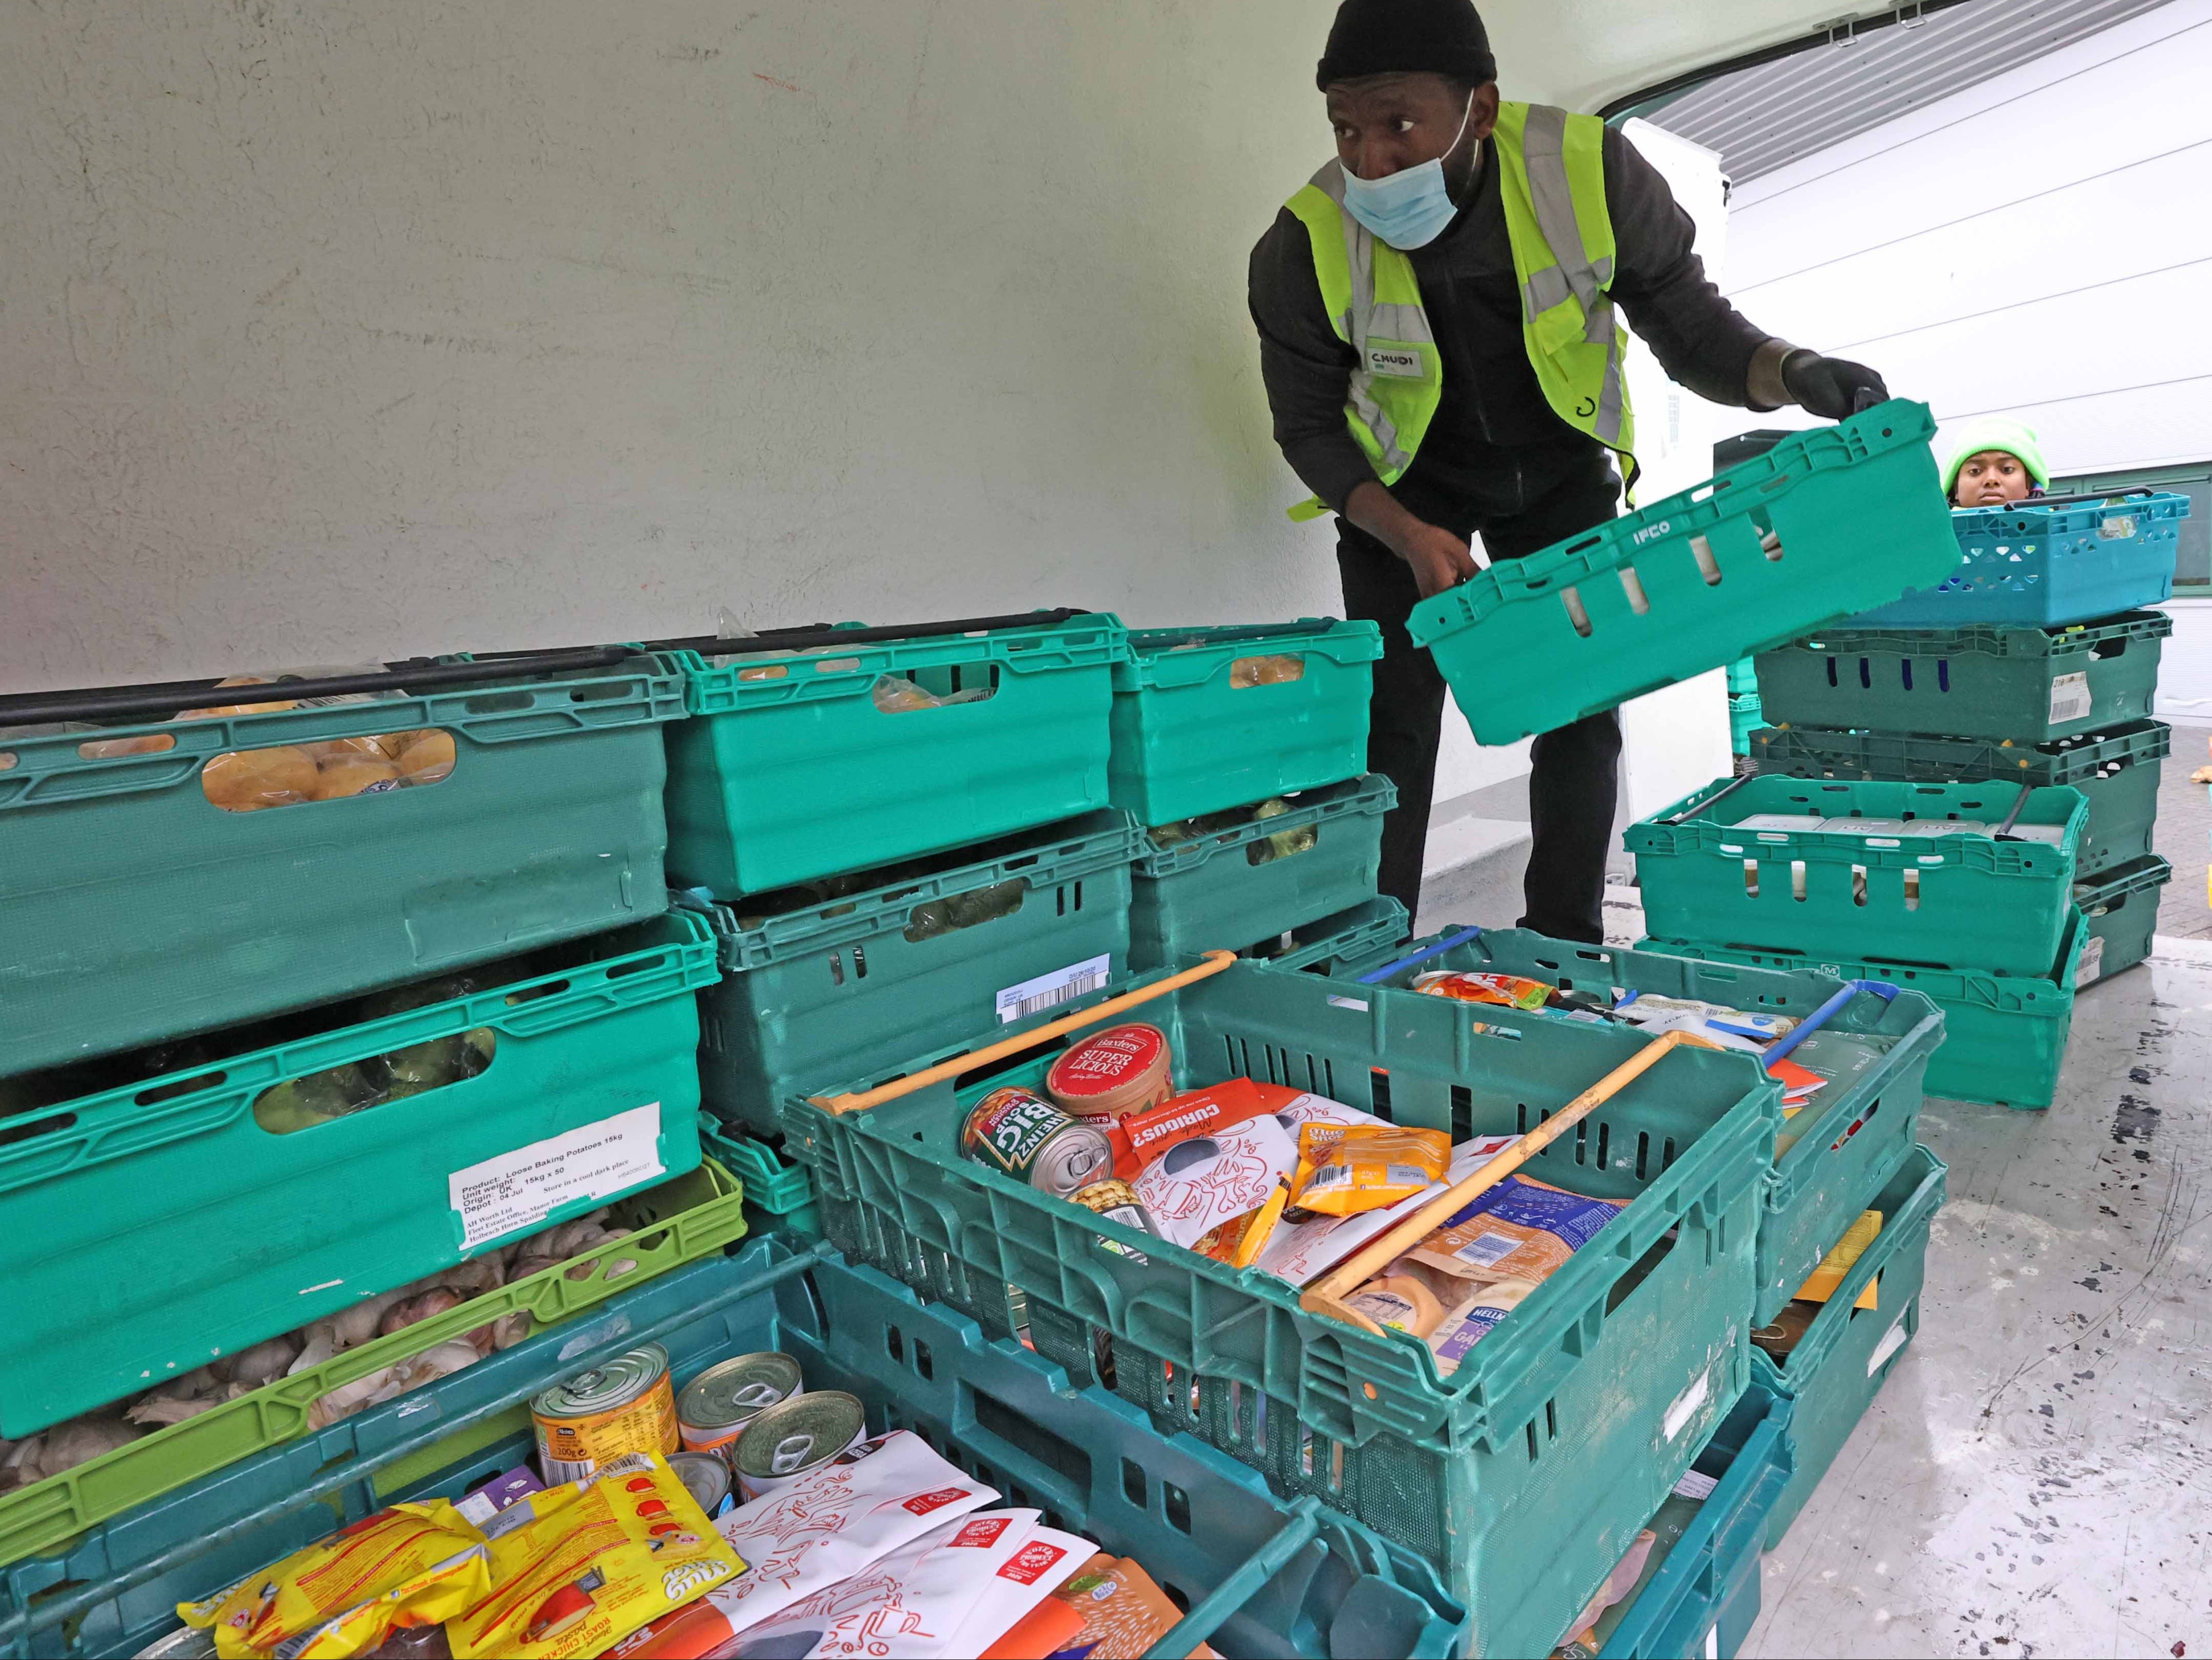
[2,1245,1472,1660]
[1629,776,2088,976]
[781,959,1781,1655]
[1304,927,1943,1329]
[1256,894,1412,976]
[663,612,1126,896]
[2075,853,2171,986]
[1109,619,1382,826]
[0,911,717,1437]
[1753,609,2171,742]
[698,1114,820,1237]
[1728,693,1764,758]
[1753,1144,1944,1547]
[691,810,1140,1135]
[1725,658,1759,697]
[1129,774,1394,971]
[1645,913,2088,1110]
[0,1158,745,1571]
[1750,719,2168,880]
[1406,402,1958,745]
[0,655,685,1079]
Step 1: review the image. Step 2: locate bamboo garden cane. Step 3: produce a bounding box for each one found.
[1301,1028,1725,1335]
[809,950,1241,1116]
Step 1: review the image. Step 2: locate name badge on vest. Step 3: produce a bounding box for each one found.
[1363,341,1424,379]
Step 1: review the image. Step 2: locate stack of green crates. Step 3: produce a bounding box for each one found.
[1110,620,1400,970]
[1726,657,1763,758]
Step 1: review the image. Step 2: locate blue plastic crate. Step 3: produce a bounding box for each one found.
[1,1242,1470,1660]
[1845,490,2190,628]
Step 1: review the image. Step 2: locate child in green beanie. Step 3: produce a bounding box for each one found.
[1943,417,2049,508]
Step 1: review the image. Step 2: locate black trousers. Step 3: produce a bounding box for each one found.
[1337,461,1623,942]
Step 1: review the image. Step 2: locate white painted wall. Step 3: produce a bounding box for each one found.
[1710,0,2212,473]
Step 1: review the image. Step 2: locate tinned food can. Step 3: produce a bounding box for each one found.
[667,1449,736,1519]
[733,1390,868,1502]
[962,1086,1115,1197]
[531,1342,679,1484]
[678,1352,804,1460]
[1070,1178,1159,1236]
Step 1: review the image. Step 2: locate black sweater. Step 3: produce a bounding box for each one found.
[1249,124,1776,527]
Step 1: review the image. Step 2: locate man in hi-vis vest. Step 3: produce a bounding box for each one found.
[1250,0,1885,940]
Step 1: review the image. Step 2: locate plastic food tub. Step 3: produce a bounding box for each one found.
[663,612,1126,896]
[1302,926,1943,1329]
[0,652,685,1079]
[1749,719,2167,881]
[1407,402,1957,744]
[0,912,716,1436]
[1109,619,1382,825]
[1752,609,2171,742]
[1129,773,1394,972]
[0,1241,1471,1660]
[781,957,1781,1656]
[690,809,1140,1135]
[1628,776,2088,976]
[1844,490,2190,628]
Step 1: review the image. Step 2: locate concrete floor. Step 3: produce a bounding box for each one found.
[1743,935,2212,1659]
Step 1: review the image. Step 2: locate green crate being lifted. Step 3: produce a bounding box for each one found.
[1108,619,1382,826]
[663,612,1125,896]
[1753,609,2171,742]
[0,652,685,1080]
[1750,719,2167,881]
[0,911,717,1436]
[1628,776,2087,976]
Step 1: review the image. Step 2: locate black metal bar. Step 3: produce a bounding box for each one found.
[0,649,636,728]
[1664,769,1758,825]
[636,608,1093,657]
[1992,781,2036,841]
[1994,489,2156,511]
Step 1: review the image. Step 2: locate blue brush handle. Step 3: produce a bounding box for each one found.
[1356,924,1485,985]
[1763,979,1896,1069]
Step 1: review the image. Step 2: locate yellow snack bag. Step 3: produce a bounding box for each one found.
[448,1452,745,1659]
[177,1499,489,1660]
[1290,1124,1448,1217]
[1796,1209,1882,1310]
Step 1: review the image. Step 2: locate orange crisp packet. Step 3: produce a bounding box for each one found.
[1290,1123,1449,1217]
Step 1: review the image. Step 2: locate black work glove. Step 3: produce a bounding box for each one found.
[1782,351,1889,419]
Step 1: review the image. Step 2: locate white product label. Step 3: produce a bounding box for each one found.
[1672,1469,1720,1501]
[1364,343,1423,379]
[448,1103,663,1250]
[1867,1314,1911,1376]
[2075,934,2105,988]
[995,954,1110,1024]
[2048,671,2091,726]
[1663,1365,1712,1442]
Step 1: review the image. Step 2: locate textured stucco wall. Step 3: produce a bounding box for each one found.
[5,0,1397,689]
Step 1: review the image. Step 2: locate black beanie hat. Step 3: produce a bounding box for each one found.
[1316,0,1496,92]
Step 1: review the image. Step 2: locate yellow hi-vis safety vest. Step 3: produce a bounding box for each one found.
[1282,100,1635,520]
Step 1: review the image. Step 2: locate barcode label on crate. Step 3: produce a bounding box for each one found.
[1453,1230,1523,1268]
[448,1103,663,1251]
[995,954,1111,1024]
[2048,672,2091,726]
[2075,934,2105,988]
[1672,1469,1720,1501]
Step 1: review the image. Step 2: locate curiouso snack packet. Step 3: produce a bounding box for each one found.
[177,1499,489,1660]
[1290,1123,1449,1217]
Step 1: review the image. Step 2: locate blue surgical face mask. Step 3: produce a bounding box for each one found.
[1338,94,1477,250]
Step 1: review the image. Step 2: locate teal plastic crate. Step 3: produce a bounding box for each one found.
[1406,402,1957,745]
[781,958,1782,1656]
[1726,658,1759,696]
[2075,853,2171,986]
[1109,619,1382,826]
[1753,608,2171,742]
[691,810,1140,1135]
[0,654,684,1079]
[1593,1376,1793,1659]
[1728,693,1763,758]
[663,612,1126,896]
[1307,927,1943,1329]
[1752,1144,1944,1547]
[1646,914,2087,1109]
[2,1243,1470,1660]
[1846,490,2190,628]
[1750,719,2167,880]
[1130,774,1394,972]
[1629,776,2088,976]
[0,911,717,1437]
[699,1113,820,1237]
[1256,894,1413,976]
